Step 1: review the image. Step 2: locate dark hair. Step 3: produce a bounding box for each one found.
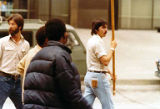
[36,26,46,47]
[7,13,24,31]
[45,18,66,41]
[91,19,107,35]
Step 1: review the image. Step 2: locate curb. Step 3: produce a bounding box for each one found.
[115,79,160,85]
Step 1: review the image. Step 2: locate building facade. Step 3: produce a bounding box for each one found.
[0,0,159,29]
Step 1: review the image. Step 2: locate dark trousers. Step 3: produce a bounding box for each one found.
[0,75,22,109]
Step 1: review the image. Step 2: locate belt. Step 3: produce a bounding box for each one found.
[0,71,20,80]
[88,70,107,74]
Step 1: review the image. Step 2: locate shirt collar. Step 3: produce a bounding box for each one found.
[93,34,102,40]
[34,45,42,50]
[9,34,24,41]
[47,40,72,54]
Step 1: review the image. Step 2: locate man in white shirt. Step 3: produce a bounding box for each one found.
[0,14,30,109]
[84,19,117,109]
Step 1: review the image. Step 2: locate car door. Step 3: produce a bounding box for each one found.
[67,30,86,80]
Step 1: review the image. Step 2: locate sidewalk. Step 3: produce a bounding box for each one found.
[77,29,160,109]
[76,28,160,84]
[2,29,160,109]
[4,83,160,109]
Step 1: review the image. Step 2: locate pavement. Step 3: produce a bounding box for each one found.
[76,28,160,82]
[2,29,160,109]
[77,28,160,109]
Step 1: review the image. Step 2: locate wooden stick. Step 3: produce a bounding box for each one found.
[111,0,116,95]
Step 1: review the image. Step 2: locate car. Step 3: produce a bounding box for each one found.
[0,19,86,79]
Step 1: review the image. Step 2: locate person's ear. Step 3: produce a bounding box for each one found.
[59,32,68,44]
[64,32,68,38]
[19,26,21,30]
[95,29,98,34]
[43,38,48,47]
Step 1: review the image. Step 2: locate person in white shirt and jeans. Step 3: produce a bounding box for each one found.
[0,14,30,109]
[84,19,117,109]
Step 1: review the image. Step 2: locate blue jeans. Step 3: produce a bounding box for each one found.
[84,72,114,109]
[0,75,22,109]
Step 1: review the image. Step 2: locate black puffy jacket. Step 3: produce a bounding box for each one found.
[23,41,92,109]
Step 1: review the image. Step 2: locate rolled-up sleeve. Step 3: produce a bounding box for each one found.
[95,41,107,59]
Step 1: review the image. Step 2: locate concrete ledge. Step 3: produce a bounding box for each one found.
[81,79,160,86]
[113,79,160,85]
[81,79,160,92]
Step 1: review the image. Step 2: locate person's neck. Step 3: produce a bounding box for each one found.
[11,32,21,44]
[59,37,66,44]
[95,34,102,38]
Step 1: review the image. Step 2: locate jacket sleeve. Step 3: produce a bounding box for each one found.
[54,54,92,109]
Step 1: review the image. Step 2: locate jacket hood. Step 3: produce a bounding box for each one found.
[47,40,72,54]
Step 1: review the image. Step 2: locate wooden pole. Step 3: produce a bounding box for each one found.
[0,2,2,24]
[111,0,116,95]
[0,1,1,16]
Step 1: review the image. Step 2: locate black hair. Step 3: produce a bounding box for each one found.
[36,26,46,47]
[7,13,24,31]
[45,18,66,41]
[91,19,107,35]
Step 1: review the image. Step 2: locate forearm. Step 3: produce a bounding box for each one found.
[17,60,25,76]
[17,66,24,77]
[100,49,114,66]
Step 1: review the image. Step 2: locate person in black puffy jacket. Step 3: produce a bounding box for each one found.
[23,18,92,109]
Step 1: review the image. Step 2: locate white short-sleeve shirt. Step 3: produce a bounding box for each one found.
[86,34,108,71]
[0,35,30,75]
